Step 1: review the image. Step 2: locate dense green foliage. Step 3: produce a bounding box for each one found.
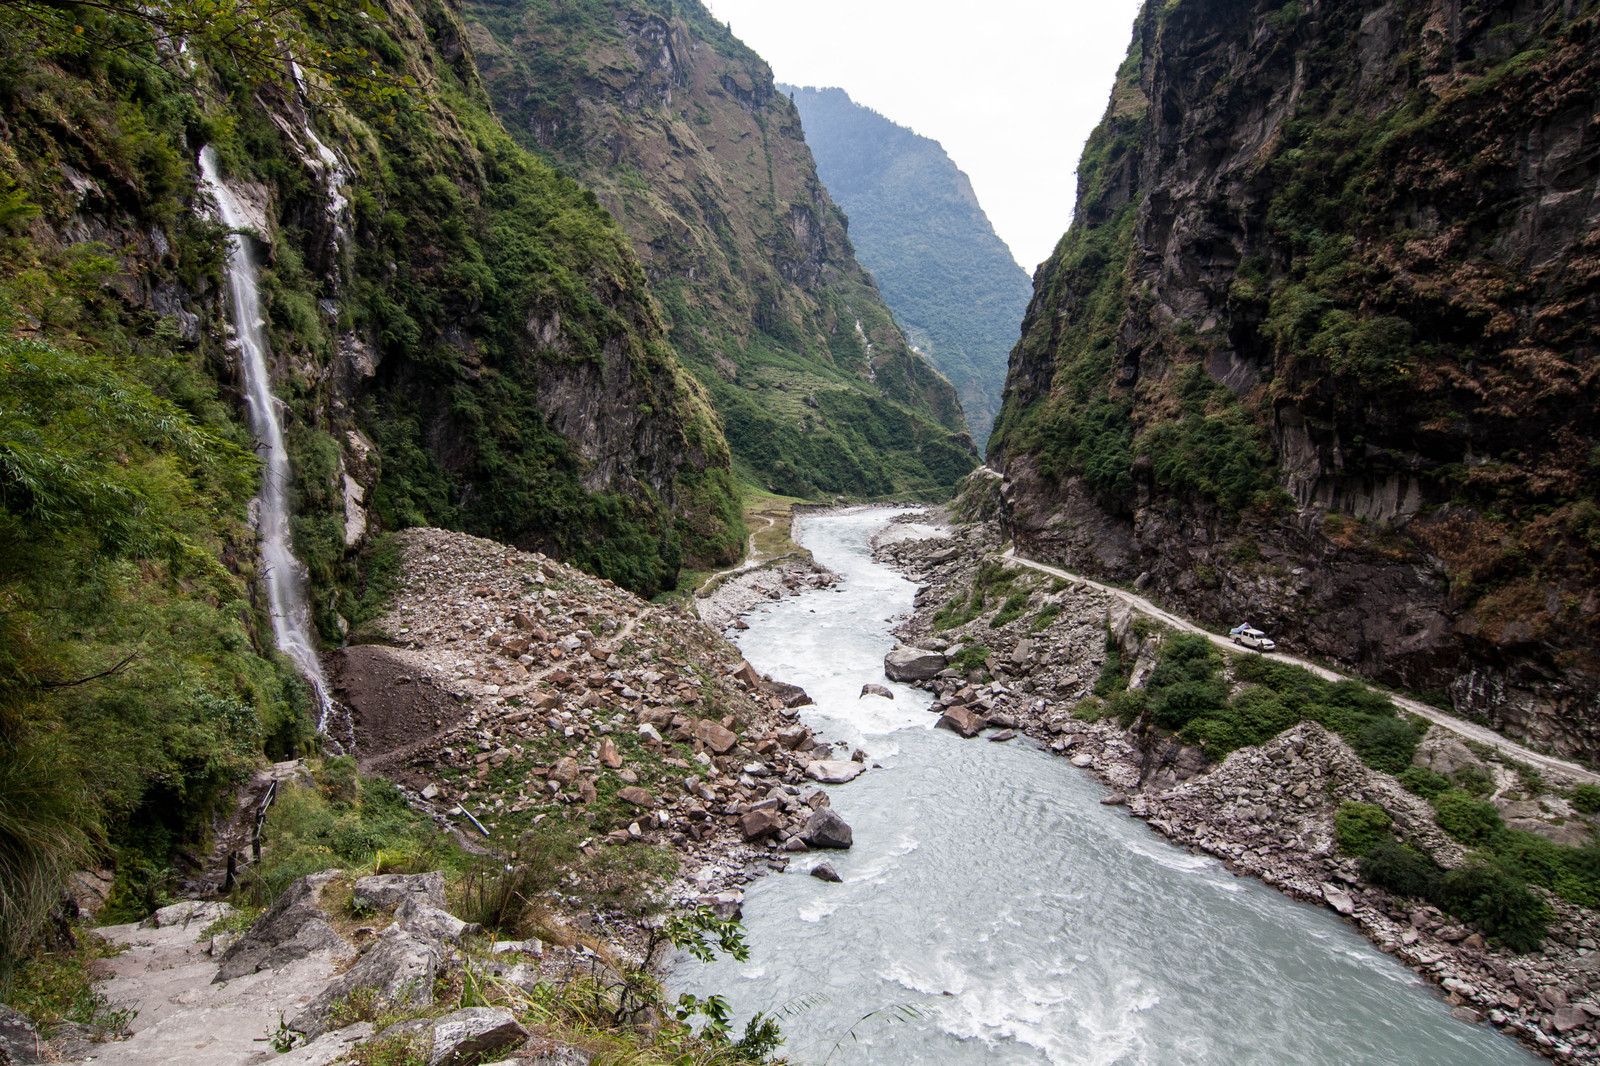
[0,175,312,980]
[240,758,466,905]
[1361,843,1550,954]
[933,561,1021,631]
[1089,630,1423,769]
[1573,783,1600,815]
[783,86,1032,447]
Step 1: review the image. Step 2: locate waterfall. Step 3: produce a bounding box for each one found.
[196,146,350,752]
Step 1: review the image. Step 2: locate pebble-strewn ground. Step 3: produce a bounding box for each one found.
[335,528,864,931]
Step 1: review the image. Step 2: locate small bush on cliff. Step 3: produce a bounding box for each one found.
[1348,716,1425,775]
[1360,841,1439,898]
[1432,790,1505,847]
[1570,783,1600,815]
[1335,801,1393,857]
[1398,767,1451,800]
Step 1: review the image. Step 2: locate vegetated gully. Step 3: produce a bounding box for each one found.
[676,509,1535,1066]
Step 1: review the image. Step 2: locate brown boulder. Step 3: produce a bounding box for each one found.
[936,707,986,738]
[598,738,623,769]
[617,786,654,808]
[696,718,739,755]
[740,810,782,842]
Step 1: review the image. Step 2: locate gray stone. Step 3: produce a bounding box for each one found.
[423,1007,528,1066]
[1320,883,1355,917]
[1010,639,1036,665]
[804,760,864,785]
[884,646,947,682]
[215,870,353,982]
[810,862,842,883]
[801,808,853,849]
[515,1037,594,1065]
[352,871,447,913]
[274,1023,375,1065]
[140,900,235,930]
[291,929,440,1039]
[394,896,480,944]
[0,1005,43,1065]
[859,683,895,700]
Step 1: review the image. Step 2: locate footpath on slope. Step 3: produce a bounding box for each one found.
[1003,548,1600,788]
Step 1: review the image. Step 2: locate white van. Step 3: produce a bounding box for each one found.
[1229,624,1276,652]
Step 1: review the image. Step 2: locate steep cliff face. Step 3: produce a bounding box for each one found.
[992,0,1600,759]
[463,0,977,500]
[1,0,742,607]
[781,85,1032,449]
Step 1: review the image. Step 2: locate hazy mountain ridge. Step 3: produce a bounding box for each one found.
[781,84,1033,448]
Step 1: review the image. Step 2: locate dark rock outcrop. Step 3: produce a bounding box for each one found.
[215,871,353,983]
[992,0,1600,760]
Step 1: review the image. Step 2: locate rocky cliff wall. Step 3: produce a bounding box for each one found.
[2,0,742,609]
[992,0,1600,761]
[464,0,977,500]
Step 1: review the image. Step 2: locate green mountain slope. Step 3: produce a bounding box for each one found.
[0,0,740,970]
[992,0,1600,760]
[463,0,977,500]
[781,85,1033,449]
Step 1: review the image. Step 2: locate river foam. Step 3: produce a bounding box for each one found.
[675,509,1537,1065]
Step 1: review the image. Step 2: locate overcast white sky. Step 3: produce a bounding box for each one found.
[702,0,1147,272]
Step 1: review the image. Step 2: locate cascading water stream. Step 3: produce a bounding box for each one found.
[196,146,351,752]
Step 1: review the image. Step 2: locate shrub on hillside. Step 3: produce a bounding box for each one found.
[1572,783,1600,815]
[1360,841,1439,898]
[1433,790,1505,846]
[1433,861,1548,954]
[1397,766,1451,800]
[1349,715,1424,774]
[1335,801,1393,856]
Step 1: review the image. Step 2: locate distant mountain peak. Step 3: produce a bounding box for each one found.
[783,83,1031,447]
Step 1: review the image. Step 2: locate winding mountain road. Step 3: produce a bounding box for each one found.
[1003,548,1600,787]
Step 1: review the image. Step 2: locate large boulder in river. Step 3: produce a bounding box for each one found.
[936,707,986,738]
[801,809,854,849]
[884,646,946,681]
[805,760,864,785]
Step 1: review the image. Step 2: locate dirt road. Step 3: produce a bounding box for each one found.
[1004,548,1600,787]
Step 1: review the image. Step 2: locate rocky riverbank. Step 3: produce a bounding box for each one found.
[875,513,1600,1064]
[16,527,877,1065]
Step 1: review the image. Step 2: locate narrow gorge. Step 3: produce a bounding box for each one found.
[1,0,1596,1064]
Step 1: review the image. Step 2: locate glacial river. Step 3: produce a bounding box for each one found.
[677,509,1535,1065]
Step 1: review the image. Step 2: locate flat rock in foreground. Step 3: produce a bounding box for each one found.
[805,760,865,784]
[884,645,947,681]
